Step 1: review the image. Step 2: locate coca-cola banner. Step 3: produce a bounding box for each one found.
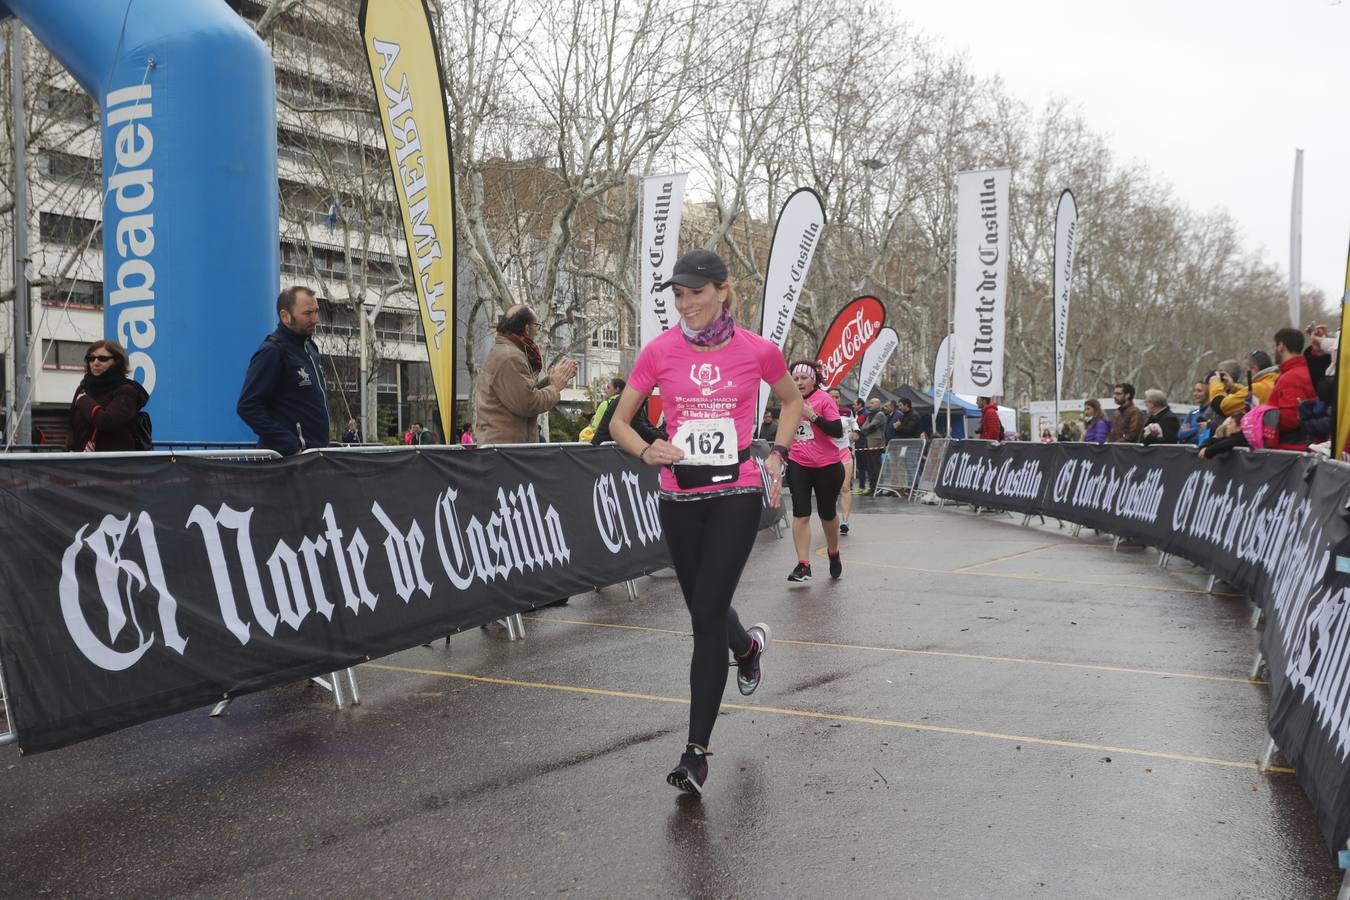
[815,296,886,389]
[0,447,678,753]
[936,439,1350,856]
[951,168,1012,396]
[639,173,689,346]
[856,327,899,401]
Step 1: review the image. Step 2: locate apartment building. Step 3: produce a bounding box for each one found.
[6,0,622,447]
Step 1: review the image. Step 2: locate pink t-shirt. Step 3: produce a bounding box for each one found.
[789,388,843,468]
[628,327,788,494]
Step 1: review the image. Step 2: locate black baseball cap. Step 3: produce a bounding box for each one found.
[658,249,728,290]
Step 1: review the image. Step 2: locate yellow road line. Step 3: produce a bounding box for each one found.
[521,616,1266,686]
[949,542,1075,573]
[361,662,1292,775]
[838,556,1245,598]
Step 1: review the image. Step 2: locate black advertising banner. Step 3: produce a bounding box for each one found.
[936,440,1350,855]
[0,446,681,754]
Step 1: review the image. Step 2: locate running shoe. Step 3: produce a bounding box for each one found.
[787,562,813,583]
[736,623,771,696]
[839,521,850,535]
[828,551,842,579]
[666,745,710,796]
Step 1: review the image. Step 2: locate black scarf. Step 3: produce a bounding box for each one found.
[78,367,128,397]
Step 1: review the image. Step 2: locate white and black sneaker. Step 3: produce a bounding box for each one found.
[735,623,771,696]
[666,745,710,797]
[787,562,812,583]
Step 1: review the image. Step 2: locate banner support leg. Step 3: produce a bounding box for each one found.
[1157,553,1171,568]
[625,580,638,602]
[1250,650,1267,681]
[1258,737,1279,772]
[1206,573,1218,594]
[1250,603,1265,630]
[209,697,232,718]
[344,668,360,706]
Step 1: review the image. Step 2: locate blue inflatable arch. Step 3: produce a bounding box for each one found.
[0,0,278,442]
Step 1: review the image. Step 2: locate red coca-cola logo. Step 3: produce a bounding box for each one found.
[815,296,885,389]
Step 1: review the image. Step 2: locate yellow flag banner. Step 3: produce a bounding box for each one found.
[360,0,456,441]
[1337,238,1350,459]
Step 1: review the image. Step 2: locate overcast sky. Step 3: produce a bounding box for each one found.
[895,0,1349,306]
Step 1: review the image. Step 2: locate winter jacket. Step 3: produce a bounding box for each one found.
[66,376,150,452]
[591,396,664,446]
[474,334,561,445]
[1140,408,1180,446]
[895,409,922,439]
[1178,407,1206,445]
[1107,403,1144,443]
[1083,416,1109,444]
[236,323,330,455]
[979,404,1002,441]
[1268,354,1315,450]
[1208,367,1278,418]
[858,410,891,447]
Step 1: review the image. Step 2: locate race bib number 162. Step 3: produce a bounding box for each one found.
[672,418,738,466]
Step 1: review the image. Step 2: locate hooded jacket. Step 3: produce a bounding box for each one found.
[1208,367,1278,418]
[1268,354,1315,450]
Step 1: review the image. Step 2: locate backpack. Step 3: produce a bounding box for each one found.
[133,410,153,451]
[1239,404,1280,450]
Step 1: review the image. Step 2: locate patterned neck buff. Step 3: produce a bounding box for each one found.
[679,312,735,348]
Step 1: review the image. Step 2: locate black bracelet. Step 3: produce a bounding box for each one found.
[639,444,652,463]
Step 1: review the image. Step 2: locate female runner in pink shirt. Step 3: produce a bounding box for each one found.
[609,250,802,797]
[785,361,845,582]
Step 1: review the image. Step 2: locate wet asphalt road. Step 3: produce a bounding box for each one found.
[0,499,1342,898]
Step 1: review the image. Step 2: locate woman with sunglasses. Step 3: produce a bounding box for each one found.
[65,340,149,452]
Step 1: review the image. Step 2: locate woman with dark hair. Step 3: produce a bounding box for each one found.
[785,360,845,582]
[1083,399,1109,445]
[65,339,149,452]
[609,249,802,797]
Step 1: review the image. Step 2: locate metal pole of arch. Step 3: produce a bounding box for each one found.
[10,20,32,447]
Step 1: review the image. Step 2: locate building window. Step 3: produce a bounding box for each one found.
[40,339,90,372]
[39,212,101,247]
[45,151,100,185]
[591,320,619,350]
[36,86,97,124]
[42,279,103,310]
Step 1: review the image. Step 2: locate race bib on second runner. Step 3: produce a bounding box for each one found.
[672,417,738,466]
[794,420,813,442]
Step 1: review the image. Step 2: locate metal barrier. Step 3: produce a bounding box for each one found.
[912,437,951,502]
[874,439,930,498]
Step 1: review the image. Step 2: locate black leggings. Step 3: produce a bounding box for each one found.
[659,492,761,747]
[786,460,844,520]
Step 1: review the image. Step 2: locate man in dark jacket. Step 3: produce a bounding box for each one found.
[895,398,922,439]
[1140,389,1180,445]
[237,285,330,456]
